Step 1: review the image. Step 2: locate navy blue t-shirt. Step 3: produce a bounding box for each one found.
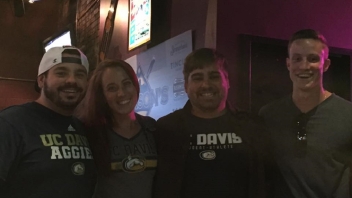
[182,111,251,198]
[0,102,96,198]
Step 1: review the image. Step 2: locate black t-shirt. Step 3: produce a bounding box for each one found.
[182,111,251,198]
[0,102,96,198]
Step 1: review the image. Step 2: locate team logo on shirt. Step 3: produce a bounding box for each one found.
[39,134,93,160]
[67,125,76,131]
[199,150,216,160]
[189,133,243,151]
[122,155,146,173]
[71,162,85,175]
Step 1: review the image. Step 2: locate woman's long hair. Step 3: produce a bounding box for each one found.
[75,59,140,175]
[77,59,140,127]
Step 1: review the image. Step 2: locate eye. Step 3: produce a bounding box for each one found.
[123,81,133,86]
[107,86,118,92]
[75,72,87,79]
[191,75,203,81]
[292,56,302,62]
[55,71,66,77]
[193,77,202,81]
[308,55,320,63]
[209,74,221,80]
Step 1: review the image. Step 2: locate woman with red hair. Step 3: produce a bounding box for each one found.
[76,59,157,198]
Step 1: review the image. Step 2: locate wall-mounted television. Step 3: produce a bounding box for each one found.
[43,27,75,52]
[128,0,151,51]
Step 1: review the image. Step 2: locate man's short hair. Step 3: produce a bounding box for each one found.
[288,29,329,59]
[183,48,228,81]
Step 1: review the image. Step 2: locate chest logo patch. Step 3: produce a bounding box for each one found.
[199,150,216,160]
[71,162,85,175]
[122,155,146,173]
[67,125,76,131]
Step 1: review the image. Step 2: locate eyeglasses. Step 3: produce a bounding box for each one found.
[295,113,308,141]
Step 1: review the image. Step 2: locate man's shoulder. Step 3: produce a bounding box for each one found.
[330,94,352,107]
[259,96,290,116]
[156,109,185,130]
[231,109,255,119]
[230,110,265,129]
[228,110,268,152]
[326,94,352,116]
[137,114,156,123]
[0,102,35,119]
[157,109,184,123]
[0,103,37,136]
[136,114,157,131]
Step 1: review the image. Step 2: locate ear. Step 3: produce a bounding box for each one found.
[286,57,290,71]
[323,58,331,72]
[37,75,45,90]
[184,80,188,94]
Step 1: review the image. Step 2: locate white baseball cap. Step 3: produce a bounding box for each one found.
[35,46,89,92]
[38,46,89,76]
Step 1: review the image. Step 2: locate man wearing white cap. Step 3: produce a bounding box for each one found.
[0,46,96,198]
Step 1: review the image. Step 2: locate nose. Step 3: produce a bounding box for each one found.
[200,78,211,88]
[116,88,125,97]
[299,58,311,70]
[65,73,77,84]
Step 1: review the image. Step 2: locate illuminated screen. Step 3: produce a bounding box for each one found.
[44,31,72,52]
[128,0,151,51]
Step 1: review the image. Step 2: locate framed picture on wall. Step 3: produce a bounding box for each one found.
[128,0,151,51]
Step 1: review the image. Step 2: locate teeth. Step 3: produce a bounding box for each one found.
[297,74,312,78]
[119,100,130,105]
[201,93,214,97]
[62,89,77,93]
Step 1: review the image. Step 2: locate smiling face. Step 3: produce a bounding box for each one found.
[38,62,88,111]
[102,67,138,117]
[287,38,330,92]
[185,63,229,117]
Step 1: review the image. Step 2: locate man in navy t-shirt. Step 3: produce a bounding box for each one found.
[0,46,96,198]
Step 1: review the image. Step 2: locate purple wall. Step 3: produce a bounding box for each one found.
[217,0,352,109]
[102,0,352,110]
[169,0,208,49]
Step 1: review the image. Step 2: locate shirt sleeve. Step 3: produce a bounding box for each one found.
[0,116,22,183]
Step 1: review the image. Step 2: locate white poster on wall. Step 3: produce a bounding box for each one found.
[126,30,192,120]
[128,0,151,50]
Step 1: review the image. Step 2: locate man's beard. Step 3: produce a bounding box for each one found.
[43,80,85,111]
